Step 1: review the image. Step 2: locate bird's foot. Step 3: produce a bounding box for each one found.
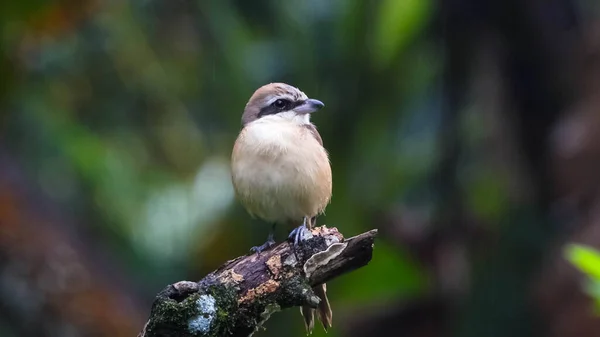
[250,237,276,255]
[288,224,312,246]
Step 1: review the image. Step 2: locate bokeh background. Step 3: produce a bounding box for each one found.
[3,0,600,336]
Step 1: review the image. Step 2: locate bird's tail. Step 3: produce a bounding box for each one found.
[300,283,332,334]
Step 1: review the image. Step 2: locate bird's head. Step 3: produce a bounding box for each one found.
[241,83,324,126]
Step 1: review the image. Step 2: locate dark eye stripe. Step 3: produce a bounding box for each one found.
[273,99,289,109]
[257,99,305,118]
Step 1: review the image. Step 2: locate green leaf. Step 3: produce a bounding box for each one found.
[565,244,600,280]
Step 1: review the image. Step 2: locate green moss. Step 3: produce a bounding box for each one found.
[205,285,238,335]
[145,292,203,337]
[144,278,317,337]
[235,298,265,331]
[276,276,315,308]
[144,284,240,337]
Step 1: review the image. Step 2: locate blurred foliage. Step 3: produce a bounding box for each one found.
[565,244,600,313]
[3,0,597,336]
[1,1,436,336]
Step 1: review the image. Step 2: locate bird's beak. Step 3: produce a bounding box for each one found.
[294,98,325,114]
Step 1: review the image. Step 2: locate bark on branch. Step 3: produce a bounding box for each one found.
[138,226,378,337]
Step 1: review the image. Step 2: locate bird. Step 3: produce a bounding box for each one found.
[230,82,333,333]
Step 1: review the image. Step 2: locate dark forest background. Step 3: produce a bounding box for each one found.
[2,0,600,336]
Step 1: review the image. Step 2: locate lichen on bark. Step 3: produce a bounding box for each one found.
[139,227,378,337]
[143,284,239,337]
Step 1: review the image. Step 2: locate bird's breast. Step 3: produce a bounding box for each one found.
[231,120,332,224]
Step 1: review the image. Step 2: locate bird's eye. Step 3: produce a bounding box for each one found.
[273,99,288,109]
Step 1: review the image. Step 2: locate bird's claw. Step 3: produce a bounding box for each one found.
[288,225,312,246]
[250,237,276,255]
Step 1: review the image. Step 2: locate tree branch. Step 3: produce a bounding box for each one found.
[138,226,378,337]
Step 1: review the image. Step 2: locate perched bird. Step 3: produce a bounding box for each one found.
[230,83,333,333]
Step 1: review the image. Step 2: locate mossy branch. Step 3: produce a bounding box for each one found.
[138,226,378,337]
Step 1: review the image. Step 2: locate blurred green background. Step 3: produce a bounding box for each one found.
[2,0,600,336]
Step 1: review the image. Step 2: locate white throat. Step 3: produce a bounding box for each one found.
[276,110,311,125]
[254,111,311,126]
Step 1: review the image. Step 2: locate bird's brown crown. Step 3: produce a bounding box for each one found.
[241,83,308,126]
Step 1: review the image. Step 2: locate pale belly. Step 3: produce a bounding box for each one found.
[231,121,332,224]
